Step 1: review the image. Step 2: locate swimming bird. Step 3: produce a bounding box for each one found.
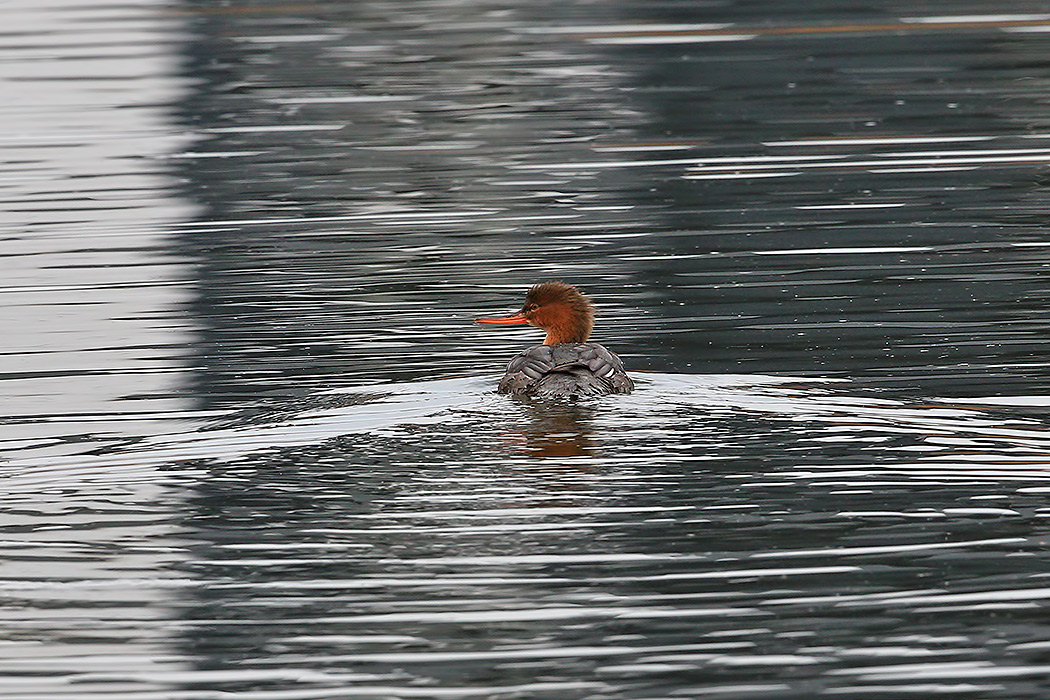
[476,282,634,396]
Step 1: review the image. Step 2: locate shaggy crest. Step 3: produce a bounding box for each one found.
[522,281,595,344]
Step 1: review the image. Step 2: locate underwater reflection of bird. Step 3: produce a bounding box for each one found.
[476,281,633,397]
[519,404,597,460]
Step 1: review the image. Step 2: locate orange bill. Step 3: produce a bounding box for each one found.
[475,313,529,325]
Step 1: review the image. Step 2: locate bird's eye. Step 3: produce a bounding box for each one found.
[524,304,537,313]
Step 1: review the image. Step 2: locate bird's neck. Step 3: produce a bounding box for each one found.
[542,316,591,345]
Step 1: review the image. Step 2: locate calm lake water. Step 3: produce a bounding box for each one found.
[7,0,1050,698]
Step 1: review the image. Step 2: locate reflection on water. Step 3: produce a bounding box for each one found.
[0,1,196,698]
[0,0,198,453]
[512,402,597,459]
[8,0,1050,698]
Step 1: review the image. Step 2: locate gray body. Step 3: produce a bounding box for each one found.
[497,342,633,397]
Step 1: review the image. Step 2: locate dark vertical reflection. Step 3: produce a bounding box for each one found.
[166,2,1050,699]
[170,2,657,695]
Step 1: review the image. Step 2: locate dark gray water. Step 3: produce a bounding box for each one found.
[7,0,1050,698]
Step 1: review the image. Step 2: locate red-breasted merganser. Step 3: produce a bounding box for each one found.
[476,281,634,396]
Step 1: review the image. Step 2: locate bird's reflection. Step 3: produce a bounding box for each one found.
[506,399,597,462]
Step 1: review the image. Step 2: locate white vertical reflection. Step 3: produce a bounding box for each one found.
[0,0,196,696]
[0,0,198,452]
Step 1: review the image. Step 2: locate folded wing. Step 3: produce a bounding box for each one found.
[497,343,633,396]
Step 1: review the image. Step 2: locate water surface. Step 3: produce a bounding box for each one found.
[6,0,1050,698]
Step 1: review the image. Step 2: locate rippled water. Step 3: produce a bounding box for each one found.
[7,0,1050,698]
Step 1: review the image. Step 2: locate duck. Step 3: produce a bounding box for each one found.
[475,281,634,396]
